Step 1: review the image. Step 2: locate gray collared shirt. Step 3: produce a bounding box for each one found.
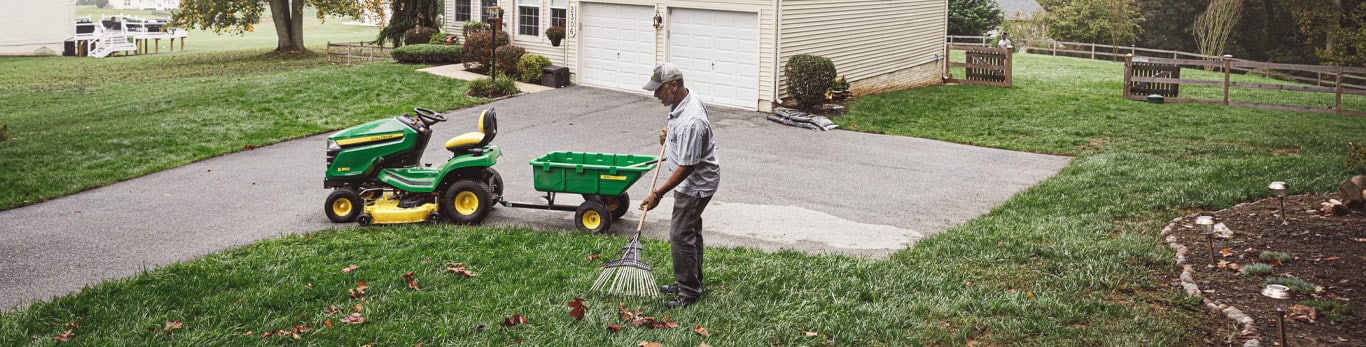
[665,90,720,198]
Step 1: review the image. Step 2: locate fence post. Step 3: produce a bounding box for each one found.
[1090,44,1095,60]
[1222,55,1232,106]
[1052,40,1056,56]
[1005,48,1013,87]
[1336,66,1344,114]
[1123,54,1133,99]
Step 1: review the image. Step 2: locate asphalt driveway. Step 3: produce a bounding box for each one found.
[0,86,1070,310]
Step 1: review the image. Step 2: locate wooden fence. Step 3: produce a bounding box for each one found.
[945,44,1013,88]
[326,41,392,65]
[1017,38,1366,92]
[1123,55,1366,116]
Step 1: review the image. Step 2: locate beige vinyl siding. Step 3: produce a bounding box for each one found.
[1,0,75,56]
[779,0,946,98]
[446,0,574,66]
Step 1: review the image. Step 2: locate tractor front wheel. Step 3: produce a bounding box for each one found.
[442,180,491,225]
[325,188,363,223]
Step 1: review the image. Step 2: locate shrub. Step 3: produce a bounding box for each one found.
[429,31,456,45]
[404,26,438,46]
[392,44,462,64]
[462,30,512,73]
[95,0,108,8]
[462,21,490,39]
[1299,300,1354,323]
[467,75,520,98]
[517,54,553,83]
[493,45,525,77]
[1263,276,1321,295]
[0,123,8,142]
[1348,142,1366,174]
[1259,251,1293,265]
[784,54,837,111]
[1240,263,1273,276]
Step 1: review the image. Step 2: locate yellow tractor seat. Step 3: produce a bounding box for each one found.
[445,109,498,154]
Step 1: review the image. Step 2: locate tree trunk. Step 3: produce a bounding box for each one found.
[269,0,306,53]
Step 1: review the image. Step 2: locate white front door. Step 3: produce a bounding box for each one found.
[579,3,656,92]
[667,8,760,110]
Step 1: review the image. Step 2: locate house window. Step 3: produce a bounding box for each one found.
[482,0,498,24]
[550,0,566,28]
[456,0,471,22]
[517,0,539,37]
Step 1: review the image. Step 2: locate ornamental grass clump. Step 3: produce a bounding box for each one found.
[468,75,519,98]
[1259,251,1293,265]
[1240,263,1273,276]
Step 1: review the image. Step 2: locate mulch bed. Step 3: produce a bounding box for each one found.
[1172,193,1364,346]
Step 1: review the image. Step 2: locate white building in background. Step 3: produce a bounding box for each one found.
[106,0,181,11]
[0,0,75,56]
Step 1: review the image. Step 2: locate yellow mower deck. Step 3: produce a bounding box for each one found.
[365,195,439,224]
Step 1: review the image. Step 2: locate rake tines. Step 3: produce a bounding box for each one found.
[589,236,658,298]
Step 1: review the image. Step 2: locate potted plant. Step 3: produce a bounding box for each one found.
[831,75,851,100]
[545,25,565,47]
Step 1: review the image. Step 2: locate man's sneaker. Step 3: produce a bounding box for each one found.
[666,295,697,309]
[660,284,680,294]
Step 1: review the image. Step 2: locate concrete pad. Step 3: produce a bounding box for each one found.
[417,64,553,94]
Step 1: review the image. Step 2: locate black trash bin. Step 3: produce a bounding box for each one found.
[541,66,569,88]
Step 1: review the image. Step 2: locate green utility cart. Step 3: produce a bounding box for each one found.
[499,151,659,233]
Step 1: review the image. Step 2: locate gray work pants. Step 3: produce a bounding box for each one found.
[670,191,712,299]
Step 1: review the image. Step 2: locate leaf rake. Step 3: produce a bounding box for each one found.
[590,143,666,298]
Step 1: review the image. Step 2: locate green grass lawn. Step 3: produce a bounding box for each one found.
[2,51,1363,345]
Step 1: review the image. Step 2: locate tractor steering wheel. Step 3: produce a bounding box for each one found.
[413,107,447,125]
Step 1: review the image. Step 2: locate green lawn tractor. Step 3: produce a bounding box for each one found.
[323,107,504,226]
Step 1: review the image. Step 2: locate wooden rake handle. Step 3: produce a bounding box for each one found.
[636,142,668,234]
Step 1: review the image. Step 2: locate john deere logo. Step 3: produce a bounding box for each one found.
[599,175,626,181]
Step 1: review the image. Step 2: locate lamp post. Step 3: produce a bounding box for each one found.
[1195,216,1216,264]
[488,6,502,82]
[1269,181,1287,224]
[1262,284,1292,347]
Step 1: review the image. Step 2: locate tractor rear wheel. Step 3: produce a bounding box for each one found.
[441,179,491,225]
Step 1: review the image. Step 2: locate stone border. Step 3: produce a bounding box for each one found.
[1160,204,1264,347]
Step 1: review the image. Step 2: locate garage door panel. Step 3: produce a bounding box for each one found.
[668,8,759,109]
[580,3,655,92]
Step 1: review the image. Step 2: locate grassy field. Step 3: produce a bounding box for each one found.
[0,12,476,209]
[2,51,1363,345]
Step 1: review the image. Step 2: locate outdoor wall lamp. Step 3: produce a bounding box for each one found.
[653,13,663,30]
[1195,216,1216,264]
[1261,284,1292,347]
[1269,181,1287,224]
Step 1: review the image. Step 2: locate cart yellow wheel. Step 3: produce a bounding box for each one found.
[574,200,612,234]
[441,179,491,225]
[604,192,630,220]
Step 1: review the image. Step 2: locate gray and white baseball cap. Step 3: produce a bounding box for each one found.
[642,62,683,91]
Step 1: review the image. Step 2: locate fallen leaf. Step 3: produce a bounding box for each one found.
[568,298,587,321]
[350,281,369,298]
[1026,291,1035,300]
[53,329,74,342]
[446,263,477,277]
[694,325,710,337]
[422,258,431,264]
[1219,248,1233,257]
[503,313,527,327]
[64,322,79,328]
[619,304,636,321]
[340,313,365,325]
[324,320,334,328]
[589,253,601,261]
[803,330,819,337]
[474,324,485,332]
[353,303,363,313]
[1218,260,1230,270]
[404,272,421,291]
[652,316,678,329]
[326,304,340,315]
[607,325,623,333]
[631,316,655,327]
[243,145,257,150]
[638,342,662,347]
[341,264,358,273]
[1288,304,1317,323]
[699,343,712,347]
[1324,256,1341,261]
[165,320,183,331]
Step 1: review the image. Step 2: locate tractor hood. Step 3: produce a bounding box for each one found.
[328,117,412,147]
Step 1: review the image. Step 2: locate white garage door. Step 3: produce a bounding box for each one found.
[668,8,760,110]
[579,3,656,92]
